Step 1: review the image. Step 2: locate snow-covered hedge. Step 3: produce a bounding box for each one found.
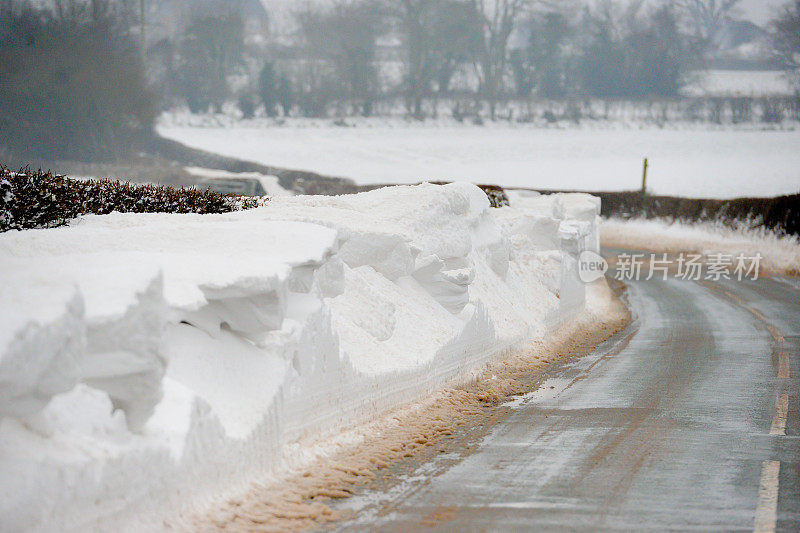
[479,184,511,208]
[0,167,259,232]
[0,183,600,531]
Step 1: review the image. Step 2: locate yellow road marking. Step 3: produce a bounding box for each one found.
[754,460,780,533]
[704,280,791,381]
[770,394,789,436]
[766,325,785,344]
[725,290,746,304]
[777,353,790,380]
[700,279,789,532]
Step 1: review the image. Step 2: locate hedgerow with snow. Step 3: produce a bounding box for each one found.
[0,167,260,232]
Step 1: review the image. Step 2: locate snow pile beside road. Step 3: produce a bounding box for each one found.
[602,218,800,275]
[0,184,599,531]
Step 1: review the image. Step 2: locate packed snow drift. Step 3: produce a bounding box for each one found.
[0,183,602,531]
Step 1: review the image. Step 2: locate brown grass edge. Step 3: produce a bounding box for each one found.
[184,282,632,532]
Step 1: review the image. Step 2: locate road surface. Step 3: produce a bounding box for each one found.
[331,270,800,531]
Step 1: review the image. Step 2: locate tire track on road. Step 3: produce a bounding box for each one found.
[700,280,791,533]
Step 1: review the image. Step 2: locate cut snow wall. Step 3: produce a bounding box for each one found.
[0,184,599,531]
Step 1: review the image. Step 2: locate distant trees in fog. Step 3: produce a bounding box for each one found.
[386,0,482,118]
[169,0,795,123]
[510,10,572,98]
[0,0,156,161]
[241,0,703,119]
[578,4,689,99]
[771,0,800,89]
[676,0,742,55]
[177,13,245,113]
[1,0,798,162]
[294,1,385,116]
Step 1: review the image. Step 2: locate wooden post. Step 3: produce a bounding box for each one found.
[641,157,648,195]
[140,0,146,63]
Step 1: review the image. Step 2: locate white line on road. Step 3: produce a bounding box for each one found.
[754,460,780,533]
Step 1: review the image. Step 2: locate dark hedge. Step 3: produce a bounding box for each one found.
[478,184,511,208]
[426,181,510,208]
[0,167,259,232]
[591,191,800,237]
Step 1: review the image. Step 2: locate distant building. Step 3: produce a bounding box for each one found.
[681,70,796,99]
[710,18,779,70]
[682,12,796,100]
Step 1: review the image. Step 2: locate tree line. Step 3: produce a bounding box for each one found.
[1,0,799,161]
[169,0,702,119]
[156,0,799,120]
[0,0,155,160]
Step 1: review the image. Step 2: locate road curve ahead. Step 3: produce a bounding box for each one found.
[332,271,800,531]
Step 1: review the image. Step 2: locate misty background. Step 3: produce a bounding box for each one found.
[0,0,798,166]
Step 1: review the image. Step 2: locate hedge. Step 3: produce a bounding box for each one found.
[0,167,260,232]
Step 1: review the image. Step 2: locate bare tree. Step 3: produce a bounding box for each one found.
[386,0,432,118]
[471,0,531,119]
[426,1,482,112]
[177,12,245,112]
[0,0,156,161]
[139,0,145,60]
[48,0,125,27]
[296,1,384,116]
[52,0,83,24]
[772,0,800,90]
[676,0,741,54]
[387,0,481,118]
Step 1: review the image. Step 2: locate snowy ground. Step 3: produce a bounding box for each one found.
[158,120,800,199]
[0,184,603,531]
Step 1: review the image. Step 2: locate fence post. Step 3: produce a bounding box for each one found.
[140,0,146,63]
[641,157,648,195]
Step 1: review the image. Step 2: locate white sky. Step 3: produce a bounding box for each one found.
[258,0,789,28]
[737,0,786,25]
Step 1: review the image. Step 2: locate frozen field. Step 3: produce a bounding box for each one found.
[158,123,800,199]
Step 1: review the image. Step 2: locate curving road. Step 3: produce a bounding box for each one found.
[330,267,800,531]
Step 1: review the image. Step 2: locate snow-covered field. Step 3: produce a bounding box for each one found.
[158,121,800,199]
[0,184,603,531]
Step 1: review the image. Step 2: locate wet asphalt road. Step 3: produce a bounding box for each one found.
[333,273,800,531]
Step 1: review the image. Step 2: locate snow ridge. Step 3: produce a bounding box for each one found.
[0,183,600,531]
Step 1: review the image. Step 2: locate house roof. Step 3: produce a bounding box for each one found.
[681,69,797,98]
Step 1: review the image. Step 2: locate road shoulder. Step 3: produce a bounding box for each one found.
[187,280,632,531]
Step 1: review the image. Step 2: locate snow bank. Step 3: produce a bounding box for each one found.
[0,184,599,531]
[602,218,800,275]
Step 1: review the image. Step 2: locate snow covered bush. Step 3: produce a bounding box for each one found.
[479,184,510,208]
[0,167,259,232]
[430,182,510,208]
